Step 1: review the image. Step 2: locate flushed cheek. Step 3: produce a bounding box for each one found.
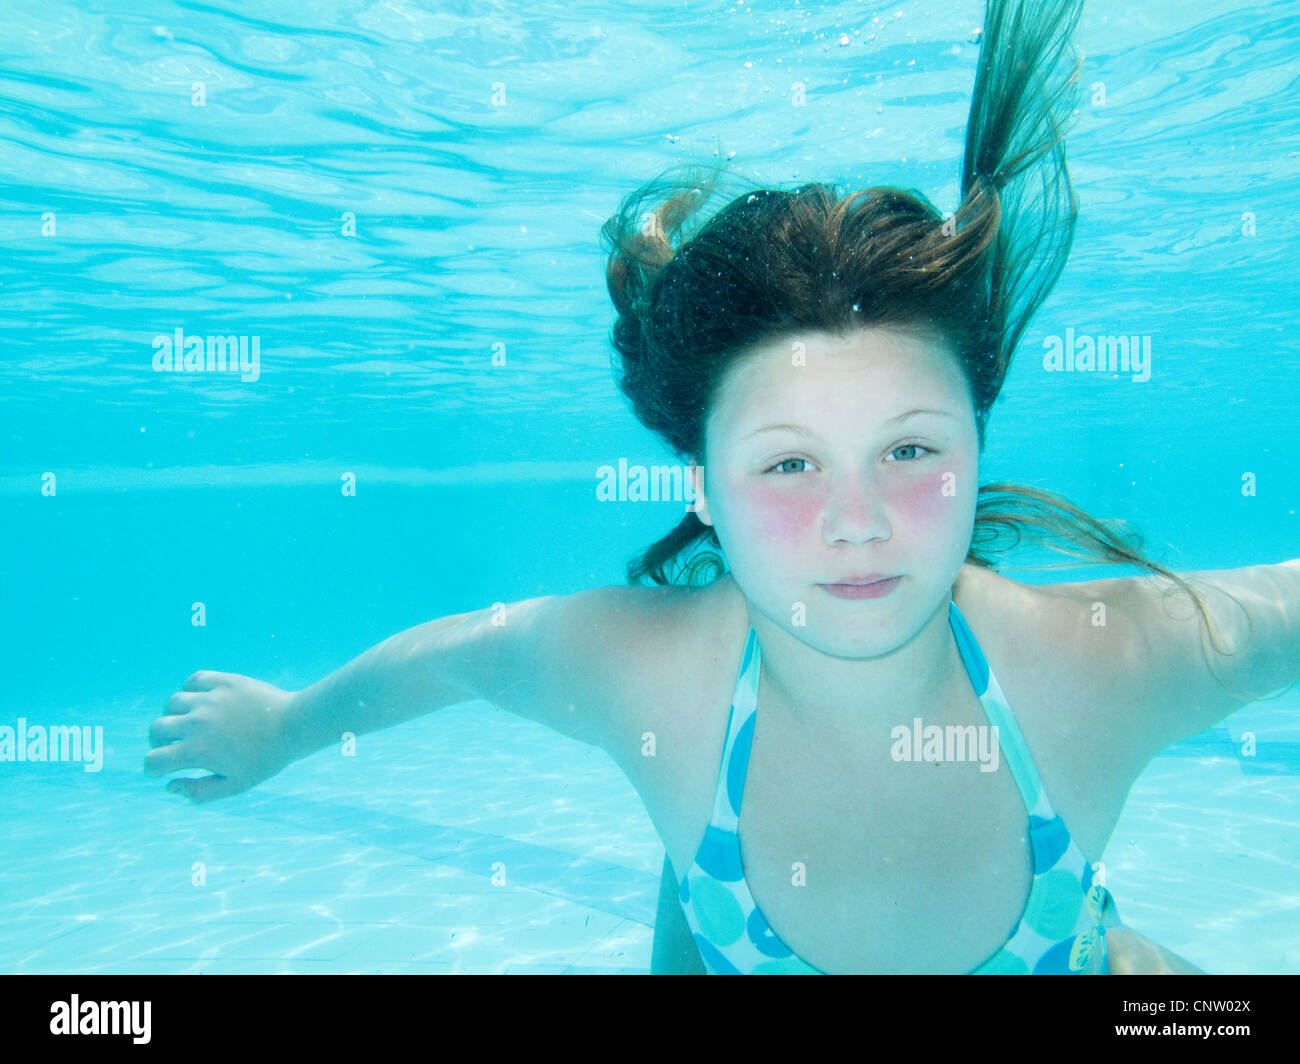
[733,480,823,551]
[886,471,967,542]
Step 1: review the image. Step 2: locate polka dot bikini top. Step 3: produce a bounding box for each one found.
[676,597,1120,974]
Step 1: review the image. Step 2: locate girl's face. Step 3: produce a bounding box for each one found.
[694,325,980,657]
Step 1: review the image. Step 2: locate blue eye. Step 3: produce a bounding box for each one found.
[766,446,932,473]
[767,458,810,474]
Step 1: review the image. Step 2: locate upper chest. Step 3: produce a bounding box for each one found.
[627,573,1139,972]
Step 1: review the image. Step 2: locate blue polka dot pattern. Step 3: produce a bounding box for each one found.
[675,597,1119,975]
[748,905,789,959]
[1030,814,1071,873]
[694,934,742,975]
[726,712,753,817]
[695,825,744,881]
[1033,936,1079,974]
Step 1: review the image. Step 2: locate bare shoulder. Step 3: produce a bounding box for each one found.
[1010,560,1300,758]
[955,561,1288,761]
[950,564,1156,837]
[603,572,749,859]
[953,562,1117,631]
[952,563,1147,678]
[598,572,748,739]
[506,575,744,761]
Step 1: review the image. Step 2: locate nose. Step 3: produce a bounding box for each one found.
[821,472,891,545]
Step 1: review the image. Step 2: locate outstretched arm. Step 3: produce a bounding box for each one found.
[146,585,681,803]
[1057,559,1300,768]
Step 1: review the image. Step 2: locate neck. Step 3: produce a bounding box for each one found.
[746,593,966,739]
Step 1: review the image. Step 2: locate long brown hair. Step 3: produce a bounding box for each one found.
[599,0,1274,701]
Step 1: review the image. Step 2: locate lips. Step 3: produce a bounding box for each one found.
[817,575,901,599]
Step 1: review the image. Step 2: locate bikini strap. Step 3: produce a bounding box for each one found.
[714,605,1058,833]
[709,625,761,833]
[947,598,1052,818]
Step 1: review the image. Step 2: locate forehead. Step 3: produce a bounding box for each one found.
[708,326,965,432]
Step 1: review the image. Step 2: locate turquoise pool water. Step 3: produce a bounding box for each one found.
[1,0,1297,973]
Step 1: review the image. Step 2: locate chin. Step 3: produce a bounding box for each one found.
[808,626,907,661]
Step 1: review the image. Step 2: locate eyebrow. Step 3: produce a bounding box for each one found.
[741,408,957,440]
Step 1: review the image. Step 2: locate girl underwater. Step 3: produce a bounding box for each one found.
[146,0,1300,974]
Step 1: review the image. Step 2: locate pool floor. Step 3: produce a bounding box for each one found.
[2,699,1297,974]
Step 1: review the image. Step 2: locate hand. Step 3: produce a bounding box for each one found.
[145,671,297,805]
[1106,927,1206,974]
